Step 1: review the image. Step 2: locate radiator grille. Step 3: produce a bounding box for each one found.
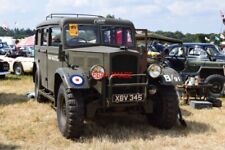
[111,54,139,94]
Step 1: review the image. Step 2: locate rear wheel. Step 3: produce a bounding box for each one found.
[57,84,84,139]
[14,63,24,75]
[147,85,178,129]
[205,74,225,97]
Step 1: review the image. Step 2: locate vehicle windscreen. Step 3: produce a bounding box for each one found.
[65,24,99,47]
[101,26,134,47]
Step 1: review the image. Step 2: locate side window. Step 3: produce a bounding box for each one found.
[189,47,206,57]
[169,47,185,57]
[41,28,48,46]
[169,47,178,56]
[50,28,61,46]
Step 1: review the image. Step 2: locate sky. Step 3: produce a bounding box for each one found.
[0,0,225,33]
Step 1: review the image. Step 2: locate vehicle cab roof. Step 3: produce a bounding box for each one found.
[36,15,135,28]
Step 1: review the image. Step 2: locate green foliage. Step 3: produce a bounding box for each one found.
[106,14,115,19]
[154,30,220,43]
[0,27,35,39]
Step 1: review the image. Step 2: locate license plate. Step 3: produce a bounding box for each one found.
[112,93,144,103]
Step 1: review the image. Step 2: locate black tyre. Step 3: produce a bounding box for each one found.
[35,70,46,103]
[205,74,225,97]
[147,85,178,129]
[14,63,24,75]
[57,84,84,139]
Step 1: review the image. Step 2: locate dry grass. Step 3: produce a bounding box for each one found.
[1,75,225,150]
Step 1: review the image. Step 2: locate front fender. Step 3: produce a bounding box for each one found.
[55,67,90,89]
[159,67,183,86]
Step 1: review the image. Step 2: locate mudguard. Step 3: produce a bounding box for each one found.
[159,67,183,86]
[55,67,90,89]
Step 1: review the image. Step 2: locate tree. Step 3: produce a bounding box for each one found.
[106,14,115,19]
[0,27,35,39]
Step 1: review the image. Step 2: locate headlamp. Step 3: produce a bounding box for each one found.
[147,64,161,78]
[90,65,105,80]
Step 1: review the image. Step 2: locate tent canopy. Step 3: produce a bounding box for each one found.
[17,35,35,47]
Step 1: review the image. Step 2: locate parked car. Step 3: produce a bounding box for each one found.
[0,48,34,75]
[0,42,11,55]
[0,59,10,78]
[165,43,225,97]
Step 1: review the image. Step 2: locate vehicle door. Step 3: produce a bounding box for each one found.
[35,28,48,88]
[184,46,207,73]
[203,46,224,68]
[167,46,187,72]
[47,26,62,92]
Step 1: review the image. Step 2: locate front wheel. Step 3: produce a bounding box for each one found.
[14,63,24,75]
[147,85,178,129]
[57,84,84,139]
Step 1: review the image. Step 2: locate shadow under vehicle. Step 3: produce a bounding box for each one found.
[34,14,180,139]
[165,43,225,97]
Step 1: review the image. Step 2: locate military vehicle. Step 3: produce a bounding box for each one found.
[34,14,180,139]
[166,43,225,97]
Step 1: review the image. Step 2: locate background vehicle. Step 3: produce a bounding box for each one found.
[0,48,34,75]
[136,30,183,86]
[166,43,225,97]
[0,59,10,78]
[0,42,12,55]
[34,14,180,139]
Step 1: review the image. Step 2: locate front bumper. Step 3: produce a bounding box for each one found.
[0,71,10,76]
[107,74,148,106]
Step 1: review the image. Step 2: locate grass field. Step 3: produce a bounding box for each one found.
[1,75,225,150]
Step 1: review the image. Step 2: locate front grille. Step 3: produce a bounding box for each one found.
[111,54,139,94]
[111,54,138,74]
[0,62,9,71]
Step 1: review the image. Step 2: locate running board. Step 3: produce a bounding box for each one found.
[38,89,55,102]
